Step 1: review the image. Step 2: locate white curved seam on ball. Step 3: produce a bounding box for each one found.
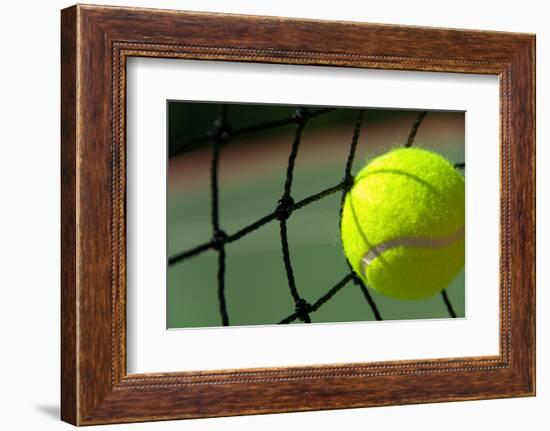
[360,225,465,277]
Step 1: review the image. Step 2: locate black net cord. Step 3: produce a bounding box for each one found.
[280,218,311,323]
[277,108,312,323]
[280,273,354,324]
[356,279,382,320]
[441,290,457,318]
[404,111,428,148]
[211,105,229,326]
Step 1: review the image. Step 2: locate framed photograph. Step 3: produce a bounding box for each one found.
[61,4,535,425]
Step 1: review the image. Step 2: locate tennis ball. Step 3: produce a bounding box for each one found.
[340,147,465,300]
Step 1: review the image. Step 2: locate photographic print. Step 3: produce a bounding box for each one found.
[167,102,465,328]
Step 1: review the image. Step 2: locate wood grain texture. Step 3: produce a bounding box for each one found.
[60,6,78,425]
[60,4,536,425]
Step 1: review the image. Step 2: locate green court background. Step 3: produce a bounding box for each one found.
[167,103,465,328]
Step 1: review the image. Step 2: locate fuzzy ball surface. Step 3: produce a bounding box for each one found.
[340,147,465,300]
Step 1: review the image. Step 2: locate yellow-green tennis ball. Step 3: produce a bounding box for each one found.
[341,147,465,300]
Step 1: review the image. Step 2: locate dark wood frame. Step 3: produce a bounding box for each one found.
[61,4,535,426]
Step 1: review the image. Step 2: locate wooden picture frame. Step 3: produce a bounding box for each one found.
[61,4,535,425]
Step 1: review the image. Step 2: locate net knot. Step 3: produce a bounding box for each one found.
[212,119,231,142]
[342,174,355,192]
[292,107,309,125]
[212,229,228,250]
[275,195,295,221]
[294,298,312,321]
[351,273,363,286]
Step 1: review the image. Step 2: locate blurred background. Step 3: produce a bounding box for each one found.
[167,102,465,329]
